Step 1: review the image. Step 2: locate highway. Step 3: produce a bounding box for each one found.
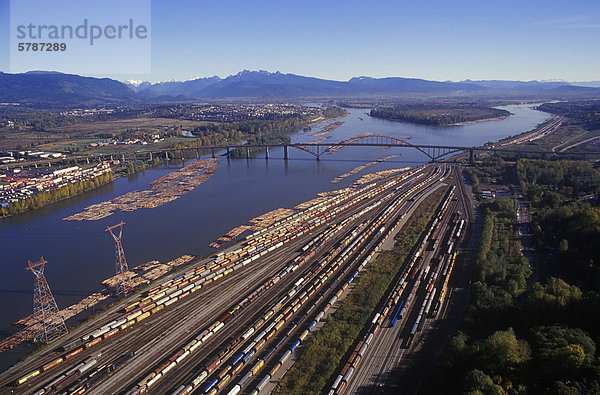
[0,163,451,395]
[495,116,564,148]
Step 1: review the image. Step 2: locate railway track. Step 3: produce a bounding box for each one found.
[334,167,472,394]
[2,164,451,395]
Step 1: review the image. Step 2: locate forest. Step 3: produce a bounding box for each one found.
[537,101,600,132]
[369,103,510,126]
[167,108,340,157]
[426,158,600,394]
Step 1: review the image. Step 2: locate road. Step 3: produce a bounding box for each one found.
[556,135,600,152]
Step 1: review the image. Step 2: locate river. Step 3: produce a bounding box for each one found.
[0,104,549,369]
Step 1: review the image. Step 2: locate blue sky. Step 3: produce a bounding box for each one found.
[1,0,599,82]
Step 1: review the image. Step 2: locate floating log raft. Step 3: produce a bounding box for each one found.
[210,208,297,248]
[166,255,194,267]
[308,135,332,144]
[354,167,411,185]
[294,196,329,210]
[1,254,196,353]
[63,158,218,221]
[326,132,373,154]
[310,121,344,136]
[317,187,354,197]
[331,154,400,183]
[2,292,110,352]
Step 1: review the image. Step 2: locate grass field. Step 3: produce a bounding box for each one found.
[0,117,211,151]
[45,117,211,135]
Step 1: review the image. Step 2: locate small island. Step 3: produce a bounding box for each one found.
[369,103,510,126]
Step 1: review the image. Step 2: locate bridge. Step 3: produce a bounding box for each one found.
[153,137,596,162]
[150,132,600,162]
[149,133,532,162]
[3,133,600,171]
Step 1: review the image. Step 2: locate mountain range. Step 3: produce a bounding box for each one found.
[0,71,135,105]
[1,70,599,106]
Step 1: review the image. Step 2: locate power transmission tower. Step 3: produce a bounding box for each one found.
[106,221,133,296]
[26,257,68,344]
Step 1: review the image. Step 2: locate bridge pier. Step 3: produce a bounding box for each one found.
[246,147,250,159]
[165,151,169,160]
[183,141,576,164]
[195,149,200,159]
[122,154,125,162]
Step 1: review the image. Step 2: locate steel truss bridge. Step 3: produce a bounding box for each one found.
[4,134,600,171]
[155,133,595,162]
[179,134,473,162]
[157,134,471,162]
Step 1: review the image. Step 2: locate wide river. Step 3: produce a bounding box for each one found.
[0,104,549,369]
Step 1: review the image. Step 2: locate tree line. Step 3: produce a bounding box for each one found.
[275,187,447,394]
[167,116,309,158]
[369,104,510,126]
[426,158,600,394]
[0,172,113,217]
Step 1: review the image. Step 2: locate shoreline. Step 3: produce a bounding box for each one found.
[449,114,510,126]
[368,113,510,127]
[306,108,349,127]
[0,105,545,371]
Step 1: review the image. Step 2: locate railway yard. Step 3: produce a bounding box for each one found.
[0,162,475,395]
[336,166,475,394]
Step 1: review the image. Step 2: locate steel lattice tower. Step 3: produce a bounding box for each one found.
[106,221,133,296]
[26,257,68,344]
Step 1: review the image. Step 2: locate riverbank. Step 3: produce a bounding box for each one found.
[449,114,509,126]
[0,171,113,219]
[0,104,551,372]
[369,105,511,127]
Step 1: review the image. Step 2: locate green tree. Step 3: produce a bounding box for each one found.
[553,344,586,371]
[464,369,505,395]
[558,239,569,253]
[479,328,530,373]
